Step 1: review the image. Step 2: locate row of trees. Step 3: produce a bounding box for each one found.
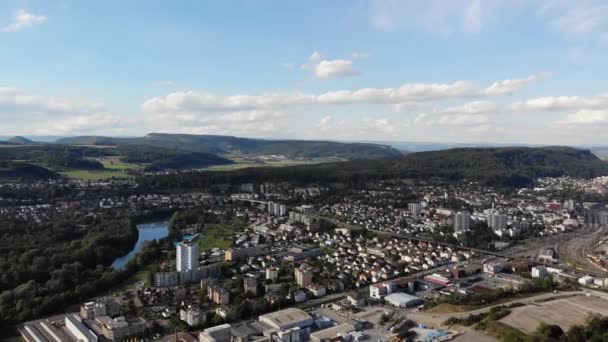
[426,277,558,308]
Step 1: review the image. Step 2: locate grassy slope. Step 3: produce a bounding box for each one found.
[198,220,245,251]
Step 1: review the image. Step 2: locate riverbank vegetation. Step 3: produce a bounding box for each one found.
[0,214,145,327]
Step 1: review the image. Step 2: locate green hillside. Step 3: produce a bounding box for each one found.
[139,146,608,189]
[0,161,59,181]
[0,145,233,173]
[56,133,403,159]
[7,136,39,145]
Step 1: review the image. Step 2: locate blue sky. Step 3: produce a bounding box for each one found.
[1,0,608,144]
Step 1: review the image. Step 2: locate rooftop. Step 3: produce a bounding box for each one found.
[384,292,421,304]
[258,308,312,330]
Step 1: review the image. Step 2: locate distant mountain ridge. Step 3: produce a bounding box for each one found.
[7,136,39,145]
[140,146,608,188]
[56,133,403,160]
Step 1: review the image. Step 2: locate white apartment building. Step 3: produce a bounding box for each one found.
[454,211,471,232]
[177,242,200,272]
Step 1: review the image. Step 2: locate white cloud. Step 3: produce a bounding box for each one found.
[413,111,489,127]
[0,87,132,135]
[442,100,499,114]
[437,113,489,126]
[511,95,608,111]
[318,115,333,128]
[0,87,104,114]
[309,51,322,61]
[316,115,346,132]
[483,75,538,96]
[37,114,122,135]
[301,51,360,79]
[361,117,408,137]
[314,60,359,79]
[2,9,47,33]
[142,75,539,114]
[560,109,608,125]
[156,110,287,137]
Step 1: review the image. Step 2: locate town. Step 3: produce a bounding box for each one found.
[7,173,608,342]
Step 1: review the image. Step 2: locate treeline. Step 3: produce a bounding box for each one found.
[0,215,139,326]
[0,145,105,170]
[0,161,59,181]
[523,315,608,342]
[137,147,608,190]
[425,277,558,308]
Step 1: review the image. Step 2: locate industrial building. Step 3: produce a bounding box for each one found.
[383,293,424,308]
[310,323,356,342]
[258,308,313,331]
[66,314,98,342]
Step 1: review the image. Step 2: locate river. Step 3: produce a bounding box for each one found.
[111,220,170,269]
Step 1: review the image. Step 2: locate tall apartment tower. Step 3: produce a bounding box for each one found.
[295,266,313,287]
[453,211,471,232]
[176,242,200,272]
[487,210,507,230]
[408,203,422,218]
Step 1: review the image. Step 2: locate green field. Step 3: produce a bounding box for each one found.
[59,156,141,180]
[102,162,140,170]
[60,169,132,180]
[205,158,338,171]
[199,222,243,251]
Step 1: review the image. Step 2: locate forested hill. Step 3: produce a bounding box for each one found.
[7,136,39,145]
[56,133,403,159]
[385,146,608,186]
[0,162,59,181]
[139,146,608,188]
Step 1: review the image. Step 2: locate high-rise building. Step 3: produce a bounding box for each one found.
[408,203,422,218]
[487,211,507,230]
[244,277,258,296]
[453,211,471,232]
[177,242,200,272]
[295,266,313,287]
[279,204,287,216]
[266,266,279,281]
[267,201,288,216]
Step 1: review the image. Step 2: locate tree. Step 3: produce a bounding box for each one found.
[528,323,564,342]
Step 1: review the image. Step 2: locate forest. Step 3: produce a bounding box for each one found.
[0,214,139,326]
[138,146,608,190]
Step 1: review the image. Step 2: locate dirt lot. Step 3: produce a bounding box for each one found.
[500,294,608,334]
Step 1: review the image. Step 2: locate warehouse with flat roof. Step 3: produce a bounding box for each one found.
[384,293,424,308]
[258,308,313,331]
